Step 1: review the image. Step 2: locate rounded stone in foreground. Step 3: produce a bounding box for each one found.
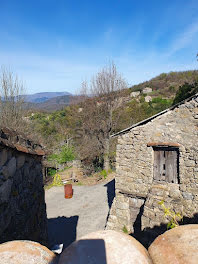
[0,240,57,264]
[59,230,152,264]
[148,224,198,264]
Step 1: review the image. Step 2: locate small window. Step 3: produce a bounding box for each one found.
[153,147,179,183]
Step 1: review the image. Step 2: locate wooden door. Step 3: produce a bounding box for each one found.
[154,150,166,181]
[154,149,178,183]
[165,151,178,183]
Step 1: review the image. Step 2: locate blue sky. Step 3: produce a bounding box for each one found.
[0,0,198,94]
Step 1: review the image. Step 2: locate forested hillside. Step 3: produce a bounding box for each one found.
[24,70,198,112]
[24,69,196,172]
[130,70,198,97]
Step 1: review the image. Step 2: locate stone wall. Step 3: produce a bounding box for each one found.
[106,95,198,242]
[0,145,48,245]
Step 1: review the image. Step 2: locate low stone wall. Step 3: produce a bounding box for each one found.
[0,145,48,245]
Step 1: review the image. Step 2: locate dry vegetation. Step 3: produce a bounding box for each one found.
[130,70,198,96]
[1,65,198,181]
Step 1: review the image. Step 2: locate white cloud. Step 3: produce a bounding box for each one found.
[168,20,198,55]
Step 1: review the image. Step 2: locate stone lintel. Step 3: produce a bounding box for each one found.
[147,142,180,147]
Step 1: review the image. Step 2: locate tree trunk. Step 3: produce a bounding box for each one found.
[103,137,110,172]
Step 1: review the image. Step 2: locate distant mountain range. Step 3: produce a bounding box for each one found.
[23,92,73,111]
[24,92,71,103]
[24,70,198,112]
[23,92,85,111]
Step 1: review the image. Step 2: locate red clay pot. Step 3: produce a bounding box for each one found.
[64,184,73,199]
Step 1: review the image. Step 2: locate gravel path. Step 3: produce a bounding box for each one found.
[45,179,115,249]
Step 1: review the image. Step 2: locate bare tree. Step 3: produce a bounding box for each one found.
[79,62,127,171]
[0,67,25,130]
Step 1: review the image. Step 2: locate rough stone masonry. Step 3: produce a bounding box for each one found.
[106,93,198,245]
[0,128,48,245]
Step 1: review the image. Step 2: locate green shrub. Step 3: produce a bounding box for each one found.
[151,97,173,112]
[122,225,128,234]
[173,82,198,105]
[159,200,183,229]
[140,95,146,103]
[59,145,75,163]
[47,153,59,165]
[48,168,56,177]
[47,145,75,165]
[158,73,167,80]
[169,85,176,92]
[100,169,108,179]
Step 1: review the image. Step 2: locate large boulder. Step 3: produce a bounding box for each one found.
[59,230,152,264]
[148,224,198,264]
[0,240,57,264]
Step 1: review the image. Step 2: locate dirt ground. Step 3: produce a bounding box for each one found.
[58,167,115,186]
[45,177,115,250]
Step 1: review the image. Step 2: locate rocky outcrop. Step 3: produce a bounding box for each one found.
[59,230,152,264]
[148,224,198,264]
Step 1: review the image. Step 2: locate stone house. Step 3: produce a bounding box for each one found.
[0,127,48,245]
[143,87,152,94]
[106,93,198,244]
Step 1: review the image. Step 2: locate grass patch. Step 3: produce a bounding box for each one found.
[58,166,72,172]
[100,169,108,179]
[122,225,129,234]
[100,168,113,179]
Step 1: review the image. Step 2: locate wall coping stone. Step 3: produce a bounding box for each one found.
[0,127,45,156]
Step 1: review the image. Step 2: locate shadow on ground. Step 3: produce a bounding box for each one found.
[104,179,115,209]
[48,215,79,250]
[104,179,115,228]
